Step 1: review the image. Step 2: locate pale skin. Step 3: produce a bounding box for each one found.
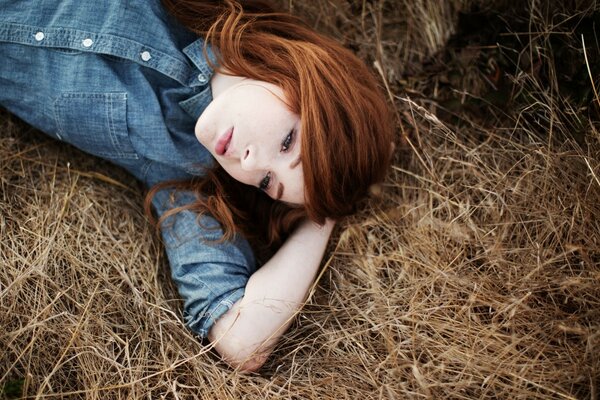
[209,218,335,372]
[198,72,336,372]
[195,73,305,204]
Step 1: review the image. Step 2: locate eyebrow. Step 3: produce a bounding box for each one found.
[290,156,301,169]
[275,156,301,201]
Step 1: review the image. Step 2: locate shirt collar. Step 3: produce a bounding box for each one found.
[179,38,217,119]
[183,38,217,87]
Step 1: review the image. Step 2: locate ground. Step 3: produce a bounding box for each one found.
[1,0,599,399]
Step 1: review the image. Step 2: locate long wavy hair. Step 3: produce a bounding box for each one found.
[145,0,394,252]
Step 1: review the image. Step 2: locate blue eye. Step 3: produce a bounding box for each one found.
[259,171,272,191]
[282,129,294,152]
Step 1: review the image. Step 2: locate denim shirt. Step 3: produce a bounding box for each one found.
[0,0,257,338]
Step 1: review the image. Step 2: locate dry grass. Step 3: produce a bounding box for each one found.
[2,0,600,399]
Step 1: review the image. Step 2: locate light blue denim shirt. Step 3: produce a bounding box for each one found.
[0,0,257,338]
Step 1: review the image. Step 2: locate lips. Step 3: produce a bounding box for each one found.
[215,127,234,156]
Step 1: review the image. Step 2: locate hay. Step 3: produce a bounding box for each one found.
[1,0,599,398]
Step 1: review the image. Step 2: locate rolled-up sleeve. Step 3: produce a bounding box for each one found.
[151,188,256,338]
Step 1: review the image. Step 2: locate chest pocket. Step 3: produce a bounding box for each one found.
[54,92,139,160]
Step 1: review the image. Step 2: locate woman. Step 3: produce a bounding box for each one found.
[0,0,394,371]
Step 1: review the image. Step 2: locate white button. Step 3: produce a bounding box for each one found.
[82,38,93,48]
[197,73,208,83]
[34,32,45,41]
[140,51,151,62]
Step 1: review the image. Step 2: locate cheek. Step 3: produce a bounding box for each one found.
[284,175,306,205]
[220,162,256,186]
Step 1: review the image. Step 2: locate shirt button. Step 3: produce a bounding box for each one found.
[197,73,208,84]
[34,32,45,41]
[81,38,93,48]
[140,51,152,62]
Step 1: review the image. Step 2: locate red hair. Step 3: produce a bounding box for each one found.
[146,0,394,251]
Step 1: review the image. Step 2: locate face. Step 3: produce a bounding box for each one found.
[194,78,305,205]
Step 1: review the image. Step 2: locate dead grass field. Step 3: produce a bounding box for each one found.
[1,0,599,399]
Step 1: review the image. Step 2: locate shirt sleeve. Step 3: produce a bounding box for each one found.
[150,187,257,338]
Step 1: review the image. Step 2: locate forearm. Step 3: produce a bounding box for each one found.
[208,218,335,371]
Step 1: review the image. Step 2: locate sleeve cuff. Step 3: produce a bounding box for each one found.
[184,287,245,338]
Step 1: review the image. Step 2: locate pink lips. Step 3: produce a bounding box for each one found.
[215,127,234,156]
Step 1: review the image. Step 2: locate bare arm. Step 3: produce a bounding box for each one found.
[208,218,335,372]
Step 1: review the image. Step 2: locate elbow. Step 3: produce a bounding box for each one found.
[227,351,269,373]
[211,334,272,373]
[206,296,289,373]
[208,317,273,373]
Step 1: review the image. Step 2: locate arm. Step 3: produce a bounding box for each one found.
[150,182,333,371]
[208,218,335,372]
[150,188,257,339]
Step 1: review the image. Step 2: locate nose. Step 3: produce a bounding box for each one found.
[241,144,258,171]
